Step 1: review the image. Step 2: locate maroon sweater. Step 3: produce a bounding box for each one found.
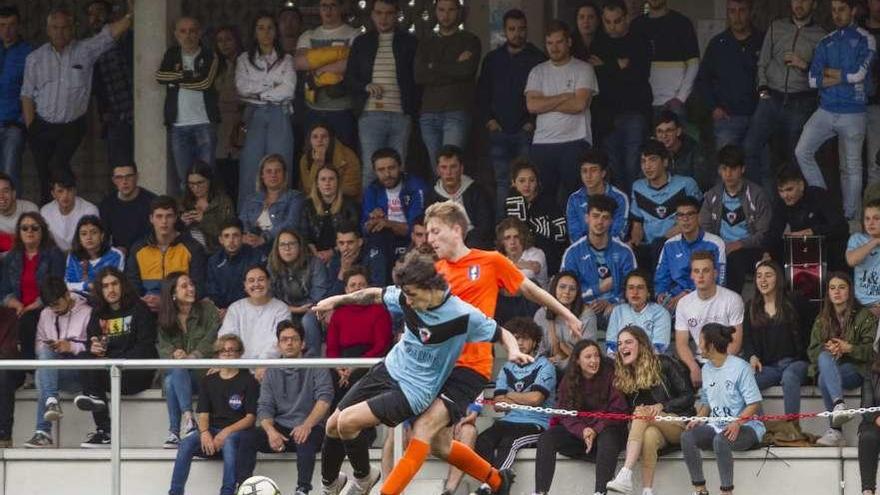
[326,304,392,358]
[556,358,630,436]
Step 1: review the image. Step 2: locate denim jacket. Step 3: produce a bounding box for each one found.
[0,247,65,305]
[239,189,304,244]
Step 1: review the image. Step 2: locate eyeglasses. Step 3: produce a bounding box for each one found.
[19,225,41,232]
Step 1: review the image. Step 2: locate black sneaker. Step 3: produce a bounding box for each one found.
[23,431,52,448]
[495,469,515,495]
[80,430,111,448]
[74,394,106,412]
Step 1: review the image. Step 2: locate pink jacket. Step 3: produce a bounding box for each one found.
[36,293,92,354]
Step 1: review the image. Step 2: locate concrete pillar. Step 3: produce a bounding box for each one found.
[133,0,180,195]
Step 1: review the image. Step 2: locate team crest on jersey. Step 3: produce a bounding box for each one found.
[597,266,609,278]
[655,205,667,218]
[468,265,480,281]
[514,381,525,392]
[726,211,737,224]
[419,327,432,343]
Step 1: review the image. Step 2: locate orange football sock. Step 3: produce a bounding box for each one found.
[380,438,430,495]
[446,440,502,490]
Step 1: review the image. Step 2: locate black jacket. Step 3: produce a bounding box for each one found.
[769,186,848,270]
[627,355,696,417]
[591,31,653,131]
[301,196,361,251]
[344,28,420,117]
[425,179,495,250]
[155,44,221,126]
[861,368,880,428]
[86,300,158,360]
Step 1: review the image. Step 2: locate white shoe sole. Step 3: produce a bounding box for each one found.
[606,479,633,494]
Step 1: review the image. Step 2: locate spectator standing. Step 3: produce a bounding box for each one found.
[571,2,601,61]
[22,6,133,203]
[239,154,305,249]
[88,0,134,168]
[179,161,235,255]
[414,0,481,169]
[327,222,387,294]
[213,25,243,200]
[157,272,220,448]
[505,159,567,273]
[155,17,219,196]
[630,0,699,122]
[98,163,157,253]
[477,8,545,217]
[346,0,419,187]
[566,150,629,243]
[700,146,773,293]
[654,111,710,190]
[696,0,763,149]
[236,321,334,495]
[294,0,360,148]
[0,172,36,255]
[534,271,598,372]
[0,7,30,188]
[219,265,290,365]
[64,215,125,296]
[864,0,880,185]
[605,270,671,356]
[302,165,360,264]
[796,0,876,220]
[847,199,880,309]
[743,0,825,194]
[236,13,297,208]
[278,6,303,56]
[298,122,361,200]
[591,0,652,192]
[40,171,99,252]
[526,20,598,206]
[204,219,264,313]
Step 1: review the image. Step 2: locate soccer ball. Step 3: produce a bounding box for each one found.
[236,475,281,495]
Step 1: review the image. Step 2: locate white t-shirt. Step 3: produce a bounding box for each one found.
[218,297,291,359]
[175,50,211,126]
[385,183,406,223]
[675,285,744,362]
[297,24,361,111]
[519,246,548,288]
[0,199,38,234]
[525,57,598,145]
[40,197,99,252]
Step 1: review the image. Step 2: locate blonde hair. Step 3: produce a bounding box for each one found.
[424,200,468,234]
[613,326,662,395]
[308,165,343,215]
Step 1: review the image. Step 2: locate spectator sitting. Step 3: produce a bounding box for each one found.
[566,150,629,243]
[846,198,880,310]
[680,323,764,495]
[236,320,334,495]
[0,172,37,256]
[299,122,361,201]
[75,266,157,448]
[532,339,628,495]
[98,163,157,253]
[809,272,877,447]
[699,145,772,293]
[534,271,598,372]
[476,317,556,472]
[267,229,331,357]
[605,269,671,357]
[157,272,221,449]
[561,194,636,320]
[769,167,849,272]
[504,159,566,273]
[629,139,702,268]
[23,277,90,449]
[495,218,543,324]
[653,111,710,190]
[168,334,257,495]
[362,148,427,275]
[302,165,360,265]
[325,266,392,394]
[425,145,495,249]
[327,222,386,295]
[408,215,427,252]
[655,196,726,311]
[0,212,65,360]
[605,325,696,495]
[179,160,235,255]
[126,195,206,312]
[235,12,296,209]
[40,170,99,252]
[204,219,265,314]
[239,153,305,250]
[64,215,125,296]
[219,265,290,378]
[743,261,809,419]
[674,251,744,389]
[857,349,880,495]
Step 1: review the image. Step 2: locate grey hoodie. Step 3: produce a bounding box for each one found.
[256,366,334,429]
[757,16,826,94]
[699,179,772,250]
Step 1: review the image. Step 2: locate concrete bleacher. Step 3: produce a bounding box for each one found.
[0,386,877,494]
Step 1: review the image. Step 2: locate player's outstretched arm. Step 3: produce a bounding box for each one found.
[518,278,583,339]
[499,326,534,365]
[312,288,384,319]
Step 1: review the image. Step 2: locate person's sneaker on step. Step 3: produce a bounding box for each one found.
[23,430,53,448]
[74,394,106,412]
[319,473,348,495]
[606,466,634,493]
[163,432,180,449]
[815,427,845,447]
[43,397,63,422]
[80,429,111,448]
[348,467,380,495]
[831,401,855,428]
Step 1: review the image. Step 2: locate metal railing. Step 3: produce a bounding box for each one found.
[0,357,383,495]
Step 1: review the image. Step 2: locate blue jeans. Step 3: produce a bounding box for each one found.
[603,112,647,194]
[359,111,412,187]
[530,139,591,206]
[238,104,295,209]
[163,369,198,435]
[302,311,322,358]
[304,108,357,150]
[419,110,470,171]
[236,423,324,492]
[816,351,864,419]
[0,125,24,189]
[753,357,808,415]
[795,108,866,219]
[743,93,816,196]
[713,114,750,150]
[169,427,245,495]
[488,129,531,219]
[170,123,217,195]
[35,347,80,434]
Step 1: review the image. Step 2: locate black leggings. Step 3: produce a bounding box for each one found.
[859,422,880,492]
[534,424,625,494]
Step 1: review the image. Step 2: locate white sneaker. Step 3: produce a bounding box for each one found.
[349,467,380,495]
[815,428,845,447]
[606,469,634,494]
[320,473,348,495]
[831,402,855,428]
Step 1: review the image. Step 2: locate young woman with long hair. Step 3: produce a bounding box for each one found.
[299,122,361,200]
[534,271,597,371]
[180,161,235,254]
[64,215,124,296]
[301,165,359,264]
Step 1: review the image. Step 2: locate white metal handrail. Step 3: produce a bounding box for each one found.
[2,357,383,495]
